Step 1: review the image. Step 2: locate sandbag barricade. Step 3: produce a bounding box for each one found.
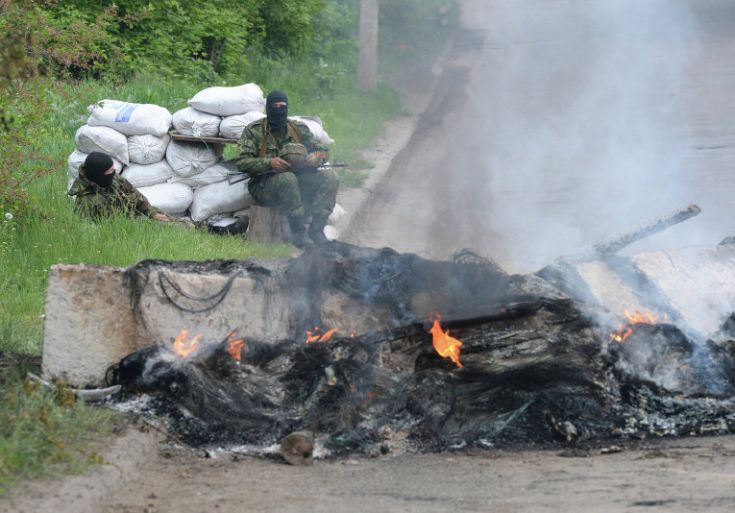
[66,86,342,240]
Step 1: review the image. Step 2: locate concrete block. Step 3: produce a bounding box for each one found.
[42,265,141,386]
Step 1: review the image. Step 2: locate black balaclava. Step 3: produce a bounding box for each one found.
[83,151,115,188]
[266,90,289,131]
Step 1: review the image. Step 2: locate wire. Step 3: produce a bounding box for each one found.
[157,270,241,314]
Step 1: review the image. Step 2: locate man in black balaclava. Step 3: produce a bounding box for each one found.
[68,151,169,221]
[266,90,289,131]
[236,90,339,249]
[82,151,116,188]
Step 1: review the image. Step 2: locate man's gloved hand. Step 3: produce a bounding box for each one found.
[271,157,292,172]
[305,151,328,167]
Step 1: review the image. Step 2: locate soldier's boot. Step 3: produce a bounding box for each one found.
[308,215,330,245]
[287,215,314,249]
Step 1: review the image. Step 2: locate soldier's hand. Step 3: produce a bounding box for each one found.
[271,157,291,171]
[306,151,327,167]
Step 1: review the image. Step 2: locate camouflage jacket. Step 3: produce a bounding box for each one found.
[235,119,329,177]
[68,171,160,220]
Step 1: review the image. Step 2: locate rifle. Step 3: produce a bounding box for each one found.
[226,162,349,185]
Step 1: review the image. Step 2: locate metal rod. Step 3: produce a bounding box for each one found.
[559,204,701,264]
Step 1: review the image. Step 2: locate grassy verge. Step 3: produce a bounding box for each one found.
[0,371,119,496]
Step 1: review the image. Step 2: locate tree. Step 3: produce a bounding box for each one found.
[358,0,378,91]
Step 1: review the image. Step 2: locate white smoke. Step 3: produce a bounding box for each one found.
[467,0,703,272]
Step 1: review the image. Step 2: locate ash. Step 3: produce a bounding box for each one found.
[107,244,735,455]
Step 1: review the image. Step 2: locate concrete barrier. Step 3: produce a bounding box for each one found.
[42,244,735,386]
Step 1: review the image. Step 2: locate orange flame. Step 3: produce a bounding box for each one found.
[609,309,668,343]
[429,319,464,368]
[305,327,338,344]
[171,330,202,358]
[226,333,245,362]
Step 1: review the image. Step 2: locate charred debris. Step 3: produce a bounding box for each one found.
[104,237,735,455]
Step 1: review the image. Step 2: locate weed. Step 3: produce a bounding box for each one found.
[0,374,118,496]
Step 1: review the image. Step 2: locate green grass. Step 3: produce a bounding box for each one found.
[0,376,118,496]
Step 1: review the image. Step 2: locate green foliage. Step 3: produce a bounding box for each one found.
[379,0,458,72]
[256,0,327,55]
[0,377,118,496]
[0,0,118,79]
[33,0,341,79]
[0,79,53,221]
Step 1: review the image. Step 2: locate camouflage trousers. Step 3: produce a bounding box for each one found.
[248,169,339,219]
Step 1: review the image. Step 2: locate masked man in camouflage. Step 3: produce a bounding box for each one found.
[235,90,339,248]
[68,152,171,221]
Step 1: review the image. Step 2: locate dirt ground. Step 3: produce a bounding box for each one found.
[6,1,735,512]
[5,427,735,513]
[96,435,735,513]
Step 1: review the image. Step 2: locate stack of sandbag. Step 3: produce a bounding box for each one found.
[174,83,266,141]
[69,99,193,214]
[163,84,267,223]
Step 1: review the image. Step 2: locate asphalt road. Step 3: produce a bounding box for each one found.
[348,0,735,273]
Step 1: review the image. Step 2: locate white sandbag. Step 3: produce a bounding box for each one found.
[219,111,266,139]
[172,107,221,137]
[328,203,346,225]
[290,116,335,145]
[87,100,172,137]
[324,225,339,241]
[75,125,130,165]
[67,150,123,180]
[121,161,175,188]
[137,182,194,214]
[167,163,230,188]
[188,83,265,116]
[165,141,221,177]
[128,133,170,165]
[190,179,253,222]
